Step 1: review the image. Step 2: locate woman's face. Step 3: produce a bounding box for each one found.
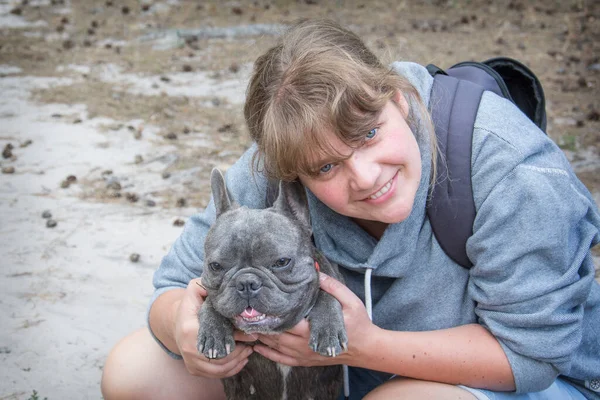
[298,91,422,228]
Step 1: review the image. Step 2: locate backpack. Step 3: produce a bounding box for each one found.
[265,57,547,269]
[426,57,546,268]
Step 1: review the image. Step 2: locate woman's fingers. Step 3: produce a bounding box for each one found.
[318,272,362,308]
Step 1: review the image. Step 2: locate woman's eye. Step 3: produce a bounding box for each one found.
[208,262,221,271]
[319,164,333,174]
[273,258,291,268]
[366,127,378,140]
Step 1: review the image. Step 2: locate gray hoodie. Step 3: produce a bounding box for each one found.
[149,62,600,399]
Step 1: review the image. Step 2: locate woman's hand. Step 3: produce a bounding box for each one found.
[174,278,256,378]
[254,272,376,367]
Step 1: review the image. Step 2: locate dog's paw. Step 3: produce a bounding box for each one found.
[309,322,348,357]
[197,328,236,360]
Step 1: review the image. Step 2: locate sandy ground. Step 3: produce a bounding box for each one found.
[0,1,598,399]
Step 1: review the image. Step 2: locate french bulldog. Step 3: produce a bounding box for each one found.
[197,168,347,400]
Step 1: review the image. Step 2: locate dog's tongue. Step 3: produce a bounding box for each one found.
[241,307,264,318]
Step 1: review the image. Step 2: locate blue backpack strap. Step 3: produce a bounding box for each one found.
[426,71,485,269]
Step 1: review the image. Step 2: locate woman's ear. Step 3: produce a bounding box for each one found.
[393,90,409,117]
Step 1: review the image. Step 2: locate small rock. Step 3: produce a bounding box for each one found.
[121,6,130,14]
[66,175,77,183]
[173,218,185,227]
[134,155,143,164]
[182,125,191,134]
[176,198,186,207]
[46,219,57,228]
[141,4,150,11]
[577,76,588,88]
[164,132,177,140]
[218,124,233,132]
[102,170,113,176]
[106,181,121,190]
[3,144,13,158]
[10,7,22,15]
[161,171,171,179]
[229,63,240,73]
[146,199,156,207]
[232,6,243,15]
[62,40,75,50]
[586,110,600,121]
[20,140,32,148]
[60,180,70,188]
[2,166,15,174]
[211,98,221,107]
[61,16,69,24]
[160,76,171,82]
[42,210,52,219]
[125,192,139,203]
[182,64,193,72]
[129,253,140,263]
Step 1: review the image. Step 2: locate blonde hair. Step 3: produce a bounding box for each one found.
[244,19,438,182]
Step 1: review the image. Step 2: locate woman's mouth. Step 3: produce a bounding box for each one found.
[368,178,393,200]
[365,172,397,201]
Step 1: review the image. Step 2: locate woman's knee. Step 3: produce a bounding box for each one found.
[363,377,478,400]
[101,327,225,400]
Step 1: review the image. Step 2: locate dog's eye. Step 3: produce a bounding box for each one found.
[208,262,221,271]
[273,258,291,268]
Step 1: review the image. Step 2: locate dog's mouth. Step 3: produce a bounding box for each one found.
[239,307,266,322]
[233,307,283,333]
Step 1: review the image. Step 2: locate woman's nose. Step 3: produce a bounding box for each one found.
[347,152,378,192]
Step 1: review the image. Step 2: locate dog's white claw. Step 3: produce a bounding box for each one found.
[198,344,204,353]
[226,343,231,355]
[342,342,348,351]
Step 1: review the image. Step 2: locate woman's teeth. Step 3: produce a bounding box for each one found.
[369,179,392,200]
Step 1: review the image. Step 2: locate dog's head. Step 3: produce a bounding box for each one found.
[201,169,319,334]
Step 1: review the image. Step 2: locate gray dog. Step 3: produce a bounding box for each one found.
[197,168,348,400]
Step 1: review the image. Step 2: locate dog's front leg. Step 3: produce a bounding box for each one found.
[307,290,348,358]
[197,300,236,359]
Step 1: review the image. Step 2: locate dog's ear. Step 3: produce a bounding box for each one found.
[273,180,311,230]
[210,168,232,218]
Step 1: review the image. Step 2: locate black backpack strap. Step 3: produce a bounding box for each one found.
[427,71,484,269]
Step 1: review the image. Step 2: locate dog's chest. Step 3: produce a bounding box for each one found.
[222,353,341,400]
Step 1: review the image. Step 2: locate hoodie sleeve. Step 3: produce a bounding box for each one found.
[146,144,268,357]
[467,94,600,393]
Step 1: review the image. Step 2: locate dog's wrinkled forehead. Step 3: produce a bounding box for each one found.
[206,207,303,262]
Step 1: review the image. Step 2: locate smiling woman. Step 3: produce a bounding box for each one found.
[102,18,600,400]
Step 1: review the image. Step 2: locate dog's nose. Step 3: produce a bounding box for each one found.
[236,274,262,298]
